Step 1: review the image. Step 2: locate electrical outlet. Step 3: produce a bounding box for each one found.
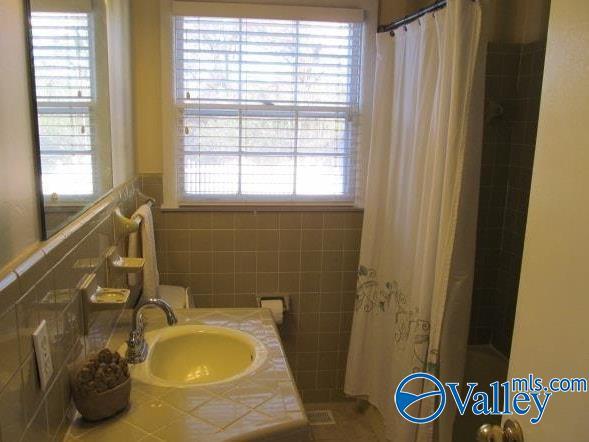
[33,320,54,391]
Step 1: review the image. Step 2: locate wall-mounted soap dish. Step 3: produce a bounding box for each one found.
[90,287,130,304]
[78,273,131,334]
[107,246,144,273]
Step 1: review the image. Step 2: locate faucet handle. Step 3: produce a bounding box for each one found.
[126,327,148,364]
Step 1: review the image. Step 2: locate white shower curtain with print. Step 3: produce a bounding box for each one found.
[345,1,485,441]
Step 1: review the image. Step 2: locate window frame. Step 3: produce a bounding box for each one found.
[160,0,377,208]
[30,4,110,206]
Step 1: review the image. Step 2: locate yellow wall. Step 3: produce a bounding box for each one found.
[507,0,589,439]
[491,0,551,43]
[378,0,431,25]
[131,0,163,173]
[0,0,41,268]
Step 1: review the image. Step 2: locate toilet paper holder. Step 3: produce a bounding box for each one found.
[256,295,290,312]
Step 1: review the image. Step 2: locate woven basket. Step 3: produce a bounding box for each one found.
[72,376,131,421]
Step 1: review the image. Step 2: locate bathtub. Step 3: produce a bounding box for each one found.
[452,345,509,442]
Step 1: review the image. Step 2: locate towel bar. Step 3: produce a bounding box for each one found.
[114,193,155,235]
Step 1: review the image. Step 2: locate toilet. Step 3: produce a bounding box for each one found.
[159,284,191,309]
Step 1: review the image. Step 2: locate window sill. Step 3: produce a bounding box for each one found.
[160,203,362,212]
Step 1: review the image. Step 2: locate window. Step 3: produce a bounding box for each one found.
[31,11,97,200]
[172,11,363,203]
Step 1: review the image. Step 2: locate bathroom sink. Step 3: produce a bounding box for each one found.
[119,324,267,387]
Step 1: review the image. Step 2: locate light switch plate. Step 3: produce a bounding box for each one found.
[33,320,54,391]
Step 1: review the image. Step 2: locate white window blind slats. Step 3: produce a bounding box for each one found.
[174,16,362,202]
[31,12,97,198]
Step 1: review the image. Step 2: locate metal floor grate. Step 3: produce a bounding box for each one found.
[306,409,336,426]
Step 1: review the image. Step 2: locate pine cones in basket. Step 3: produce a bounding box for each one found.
[71,349,132,421]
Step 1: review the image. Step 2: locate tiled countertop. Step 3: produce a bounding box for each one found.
[64,309,310,441]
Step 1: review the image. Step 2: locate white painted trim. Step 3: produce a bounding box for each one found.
[172,1,364,22]
[160,0,179,208]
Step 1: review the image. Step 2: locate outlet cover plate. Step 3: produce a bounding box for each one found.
[33,320,54,391]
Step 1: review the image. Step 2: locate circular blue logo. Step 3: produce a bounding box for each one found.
[394,372,446,424]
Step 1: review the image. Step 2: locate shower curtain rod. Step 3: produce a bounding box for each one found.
[378,0,447,33]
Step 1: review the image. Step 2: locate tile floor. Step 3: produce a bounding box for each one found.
[305,402,387,442]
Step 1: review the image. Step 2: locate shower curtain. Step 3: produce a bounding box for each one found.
[345,1,484,441]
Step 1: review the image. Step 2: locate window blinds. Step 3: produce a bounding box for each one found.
[31,12,96,198]
[174,15,363,202]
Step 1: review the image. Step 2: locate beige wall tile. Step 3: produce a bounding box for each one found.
[16,276,52,362]
[211,213,234,229]
[212,273,235,294]
[189,274,213,294]
[279,230,301,250]
[235,252,256,272]
[22,399,49,441]
[300,272,321,293]
[301,251,322,272]
[256,230,279,251]
[235,230,257,251]
[213,252,234,273]
[21,354,44,423]
[318,333,339,352]
[319,313,340,334]
[322,230,344,251]
[0,271,21,314]
[212,230,235,251]
[0,367,26,441]
[190,252,212,273]
[320,293,341,312]
[300,293,320,313]
[279,251,301,272]
[0,307,20,390]
[322,251,343,272]
[257,251,278,272]
[164,212,191,229]
[343,229,362,251]
[255,213,278,229]
[257,273,278,292]
[190,230,212,250]
[235,273,256,293]
[320,272,342,292]
[167,230,191,251]
[15,250,49,296]
[301,213,323,229]
[189,212,211,229]
[168,252,191,273]
[235,213,256,229]
[279,213,302,229]
[279,273,300,292]
[323,213,345,229]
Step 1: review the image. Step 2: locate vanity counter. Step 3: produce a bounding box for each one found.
[64,308,309,441]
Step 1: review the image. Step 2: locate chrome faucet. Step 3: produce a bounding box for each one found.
[126,298,178,364]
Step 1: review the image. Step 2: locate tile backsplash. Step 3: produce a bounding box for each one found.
[140,173,363,403]
[0,178,140,441]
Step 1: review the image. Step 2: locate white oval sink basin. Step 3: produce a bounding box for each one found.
[118,324,267,387]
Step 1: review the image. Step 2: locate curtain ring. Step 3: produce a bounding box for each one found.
[390,30,395,37]
[403,25,408,32]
